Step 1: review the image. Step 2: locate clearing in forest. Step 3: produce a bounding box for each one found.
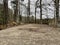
[0,24,60,45]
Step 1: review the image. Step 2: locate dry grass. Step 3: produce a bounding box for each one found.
[0,24,60,45]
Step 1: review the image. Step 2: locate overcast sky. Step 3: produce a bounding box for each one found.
[0,0,59,19]
[18,0,54,19]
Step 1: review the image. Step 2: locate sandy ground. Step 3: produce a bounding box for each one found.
[0,24,60,45]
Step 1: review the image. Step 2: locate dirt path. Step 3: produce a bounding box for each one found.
[0,24,60,45]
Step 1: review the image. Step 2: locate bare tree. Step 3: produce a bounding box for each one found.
[3,0,8,27]
[40,0,42,24]
[27,0,30,23]
[35,1,37,23]
[35,5,37,23]
[14,0,19,22]
[11,0,19,23]
[54,0,59,27]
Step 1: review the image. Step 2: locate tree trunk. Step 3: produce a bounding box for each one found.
[27,0,30,23]
[54,0,59,27]
[3,0,8,27]
[40,0,42,24]
[14,0,19,23]
[35,7,36,23]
